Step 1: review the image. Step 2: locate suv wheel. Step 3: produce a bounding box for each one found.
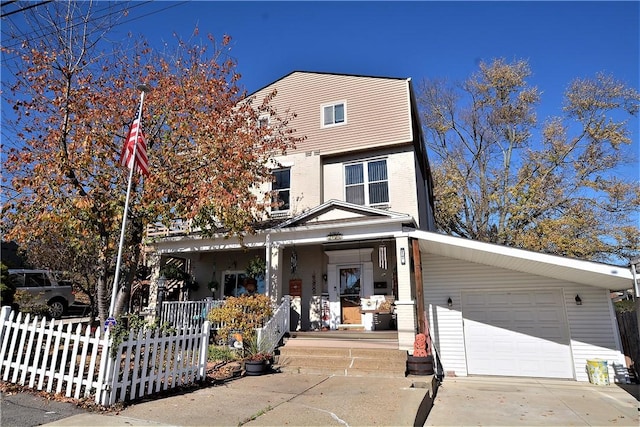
[48,299,67,319]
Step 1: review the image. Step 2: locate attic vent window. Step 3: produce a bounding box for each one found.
[258,116,269,128]
[322,101,346,127]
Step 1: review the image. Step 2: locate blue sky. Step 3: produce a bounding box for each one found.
[108,0,639,178]
[2,1,639,179]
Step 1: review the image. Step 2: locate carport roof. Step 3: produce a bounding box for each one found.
[409,229,633,291]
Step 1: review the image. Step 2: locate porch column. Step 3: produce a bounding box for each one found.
[145,252,162,323]
[395,236,416,351]
[267,241,283,299]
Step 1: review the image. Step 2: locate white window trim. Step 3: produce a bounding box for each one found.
[343,157,389,207]
[321,100,347,128]
[271,167,291,213]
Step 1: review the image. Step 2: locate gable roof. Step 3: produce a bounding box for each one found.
[277,199,414,229]
[409,229,633,291]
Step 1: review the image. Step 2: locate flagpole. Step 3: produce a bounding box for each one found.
[109,84,149,319]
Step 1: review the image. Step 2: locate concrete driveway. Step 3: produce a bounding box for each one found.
[425,376,639,426]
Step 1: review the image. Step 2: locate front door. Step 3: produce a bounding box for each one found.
[338,265,362,325]
[325,248,375,330]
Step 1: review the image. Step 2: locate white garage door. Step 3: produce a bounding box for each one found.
[462,290,573,379]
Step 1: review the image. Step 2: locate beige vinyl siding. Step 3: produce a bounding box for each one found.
[250,72,413,155]
[423,253,625,381]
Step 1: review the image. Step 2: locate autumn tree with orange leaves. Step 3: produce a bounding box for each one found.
[2,2,301,324]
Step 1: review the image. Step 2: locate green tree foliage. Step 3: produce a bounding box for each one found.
[419,59,639,264]
[1,2,301,324]
[0,263,17,307]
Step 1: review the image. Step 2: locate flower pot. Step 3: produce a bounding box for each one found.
[406,354,434,376]
[244,278,258,293]
[244,360,266,376]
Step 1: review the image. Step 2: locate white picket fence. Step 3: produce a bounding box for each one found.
[0,306,210,406]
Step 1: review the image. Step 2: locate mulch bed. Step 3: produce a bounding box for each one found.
[206,360,243,383]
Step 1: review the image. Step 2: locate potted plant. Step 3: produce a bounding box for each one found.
[244,256,266,294]
[207,280,219,296]
[160,263,199,293]
[243,334,273,376]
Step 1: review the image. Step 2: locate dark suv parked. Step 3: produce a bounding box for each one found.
[7,269,75,319]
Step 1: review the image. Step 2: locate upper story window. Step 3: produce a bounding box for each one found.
[272,168,291,211]
[344,159,389,206]
[322,101,346,127]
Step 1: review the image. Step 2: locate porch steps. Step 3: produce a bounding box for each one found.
[275,331,407,378]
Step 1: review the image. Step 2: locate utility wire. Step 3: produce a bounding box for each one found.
[2,1,127,40]
[1,1,148,52]
[1,1,191,65]
[2,1,190,51]
[1,0,52,18]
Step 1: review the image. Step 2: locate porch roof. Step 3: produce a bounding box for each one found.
[408,229,633,291]
[277,199,414,228]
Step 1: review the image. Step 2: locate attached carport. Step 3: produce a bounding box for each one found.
[407,229,633,382]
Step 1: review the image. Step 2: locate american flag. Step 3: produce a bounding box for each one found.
[120,117,149,176]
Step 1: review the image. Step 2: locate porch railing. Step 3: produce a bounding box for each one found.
[160,299,223,330]
[146,219,198,237]
[159,296,291,353]
[257,295,291,354]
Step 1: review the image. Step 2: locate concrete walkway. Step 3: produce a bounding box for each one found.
[425,376,639,426]
[43,373,433,426]
[40,373,640,426]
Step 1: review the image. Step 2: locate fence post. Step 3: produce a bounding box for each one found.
[199,321,210,378]
[95,328,116,406]
[0,306,11,345]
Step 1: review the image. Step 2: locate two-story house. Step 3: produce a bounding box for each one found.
[146,71,632,382]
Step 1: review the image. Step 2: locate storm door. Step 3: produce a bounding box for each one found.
[339,265,362,325]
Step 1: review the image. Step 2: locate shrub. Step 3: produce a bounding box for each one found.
[0,263,17,307]
[207,294,273,342]
[208,345,239,362]
[13,290,50,317]
[110,314,176,358]
[614,299,635,313]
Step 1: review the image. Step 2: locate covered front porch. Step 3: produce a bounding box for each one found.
[145,200,426,351]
